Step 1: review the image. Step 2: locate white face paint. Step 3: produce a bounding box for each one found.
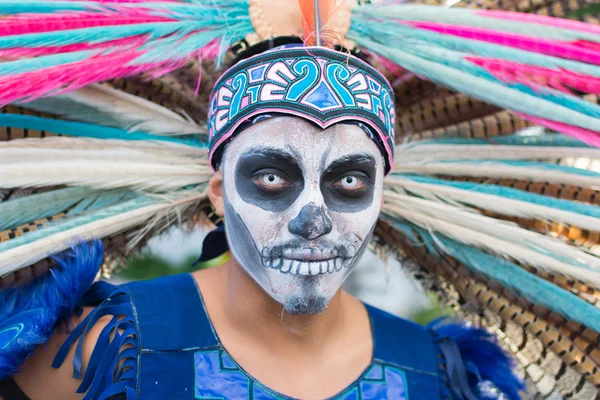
[221,116,384,314]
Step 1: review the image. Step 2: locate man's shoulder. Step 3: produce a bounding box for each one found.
[364,303,429,335]
[364,303,439,375]
[122,271,195,292]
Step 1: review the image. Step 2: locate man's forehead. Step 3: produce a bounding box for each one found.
[224,117,383,168]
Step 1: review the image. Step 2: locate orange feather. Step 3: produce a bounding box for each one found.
[298,0,340,47]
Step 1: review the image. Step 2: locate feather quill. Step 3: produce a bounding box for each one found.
[298,0,340,46]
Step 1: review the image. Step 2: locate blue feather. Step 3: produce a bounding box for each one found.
[0,51,94,76]
[0,240,103,378]
[430,319,524,400]
[0,114,205,147]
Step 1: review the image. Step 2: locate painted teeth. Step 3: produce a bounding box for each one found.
[265,258,347,276]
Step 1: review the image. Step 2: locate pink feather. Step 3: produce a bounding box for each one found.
[405,21,600,65]
[0,13,174,36]
[516,113,600,147]
[467,57,600,94]
[475,10,600,37]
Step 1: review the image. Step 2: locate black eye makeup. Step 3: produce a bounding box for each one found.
[321,154,377,213]
[235,148,304,212]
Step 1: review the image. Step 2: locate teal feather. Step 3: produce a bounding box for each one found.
[446,159,600,177]
[0,21,200,50]
[65,189,135,216]
[0,51,95,76]
[350,37,600,132]
[395,41,600,119]
[0,114,206,148]
[392,174,600,219]
[0,187,96,231]
[351,18,600,78]
[136,25,253,65]
[490,133,590,147]
[350,25,600,121]
[411,133,590,147]
[0,1,89,14]
[386,217,600,333]
[356,5,600,42]
[0,195,159,253]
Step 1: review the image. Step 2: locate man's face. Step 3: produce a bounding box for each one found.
[221,117,384,314]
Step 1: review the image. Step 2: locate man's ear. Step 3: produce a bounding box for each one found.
[208,170,225,217]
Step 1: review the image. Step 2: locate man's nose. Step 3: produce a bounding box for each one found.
[288,202,333,240]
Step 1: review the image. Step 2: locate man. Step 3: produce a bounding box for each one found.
[2,41,520,400]
[2,1,600,399]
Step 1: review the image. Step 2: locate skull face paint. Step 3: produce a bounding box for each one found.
[221,117,384,314]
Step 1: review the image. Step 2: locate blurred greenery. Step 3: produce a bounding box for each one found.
[411,292,454,325]
[117,253,202,281]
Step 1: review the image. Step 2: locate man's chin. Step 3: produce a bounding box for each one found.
[283,295,329,315]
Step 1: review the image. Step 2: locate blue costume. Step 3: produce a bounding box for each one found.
[1,244,520,400]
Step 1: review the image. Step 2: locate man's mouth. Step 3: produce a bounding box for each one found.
[262,255,351,276]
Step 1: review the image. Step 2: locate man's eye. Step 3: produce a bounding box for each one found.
[334,175,366,191]
[253,172,289,190]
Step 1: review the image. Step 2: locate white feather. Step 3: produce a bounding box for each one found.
[0,161,211,191]
[385,177,600,231]
[395,144,600,163]
[20,84,206,136]
[382,191,600,286]
[0,191,207,276]
[1,137,207,157]
[393,162,600,188]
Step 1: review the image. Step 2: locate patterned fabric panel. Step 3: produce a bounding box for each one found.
[207,47,396,173]
[194,348,409,400]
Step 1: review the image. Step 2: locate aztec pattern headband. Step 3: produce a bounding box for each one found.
[207,46,396,174]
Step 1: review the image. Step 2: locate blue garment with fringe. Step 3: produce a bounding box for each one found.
[0,243,523,400]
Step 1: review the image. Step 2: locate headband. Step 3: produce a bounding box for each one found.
[207,46,396,174]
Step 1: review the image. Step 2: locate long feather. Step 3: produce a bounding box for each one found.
[0,161,209,191]
[298,0,341,46]
[393,161,600,187]
[0,189,206,276]
[382,192,600,284]
[0,114,206,147]
[386,174,600,231]
[352,38,600,133]
[20,84,206,136]
[389,218,600,334]
[0,187,98,231]
[396,143,600,163]
[1,137,206,157]
[0,1,254,104]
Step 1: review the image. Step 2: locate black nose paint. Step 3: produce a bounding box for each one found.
[288,202,333,240]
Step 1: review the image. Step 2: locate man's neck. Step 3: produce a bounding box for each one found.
[201,258,352,352]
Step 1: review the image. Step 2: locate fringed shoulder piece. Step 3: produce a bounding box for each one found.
[52,281,138,400]
[429,319,524,400]
[0,240,103,379]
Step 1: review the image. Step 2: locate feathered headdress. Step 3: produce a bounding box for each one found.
[0,0,599,396]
